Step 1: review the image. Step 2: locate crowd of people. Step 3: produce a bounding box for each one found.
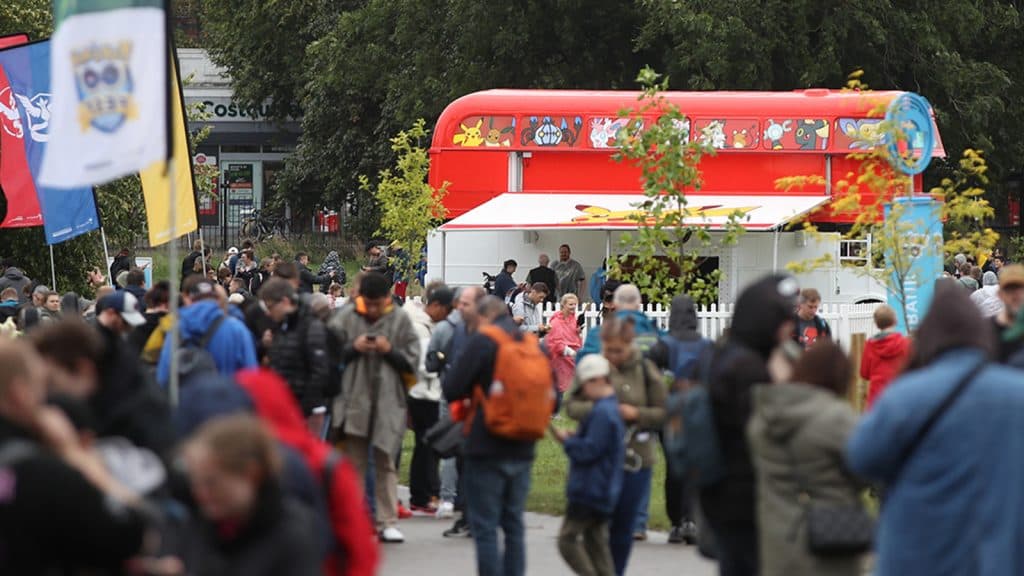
[5,240,1024,576]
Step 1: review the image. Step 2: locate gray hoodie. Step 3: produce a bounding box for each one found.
[0,267,32,304]
[668,294,700,341]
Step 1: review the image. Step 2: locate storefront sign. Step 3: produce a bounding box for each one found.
[187,96,274,122]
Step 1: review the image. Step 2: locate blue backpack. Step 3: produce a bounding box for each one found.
[663,338,727,487]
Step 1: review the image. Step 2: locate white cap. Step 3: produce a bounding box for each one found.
[576,355,611,382]
[228,246,239,255]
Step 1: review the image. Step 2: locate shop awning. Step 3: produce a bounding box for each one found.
[438,193,830,232]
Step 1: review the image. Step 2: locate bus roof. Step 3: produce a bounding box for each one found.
[431,88,913,151]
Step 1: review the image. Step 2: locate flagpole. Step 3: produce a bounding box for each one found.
[168,164,180,408]
[99,227,114,286]
[49,244,57,292]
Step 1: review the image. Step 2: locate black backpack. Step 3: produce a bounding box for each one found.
[175,314,227,384]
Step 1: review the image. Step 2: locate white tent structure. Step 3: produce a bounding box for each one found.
[426,192,886,305]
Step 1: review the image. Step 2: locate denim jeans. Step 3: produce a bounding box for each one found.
[610,467,653,576]
[633,473,652,533]
[464,457,534,576]
[438,402,459,503]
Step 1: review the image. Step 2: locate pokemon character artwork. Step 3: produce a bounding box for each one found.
[569,203,758,226]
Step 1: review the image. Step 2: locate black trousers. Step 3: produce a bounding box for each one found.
[661,433,692,526]
[407,397,441,507]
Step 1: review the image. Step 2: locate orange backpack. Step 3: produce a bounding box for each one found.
[468,324,555,441]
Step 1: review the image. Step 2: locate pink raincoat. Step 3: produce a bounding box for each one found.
[546,311,583,392]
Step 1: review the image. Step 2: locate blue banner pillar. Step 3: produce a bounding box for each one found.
[884,196,943,334]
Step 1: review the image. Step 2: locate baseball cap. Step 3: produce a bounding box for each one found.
[228,246,239,255]
[96,290,146,327]
[576,355,611,382]
[426,286,454,308]
[999,264,1024,289]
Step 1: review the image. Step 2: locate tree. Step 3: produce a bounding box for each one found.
[635,0,1024,212]
[608,67,746,307]
[363,119,448,283]
[0,0,51,40]
[782,74,999,331]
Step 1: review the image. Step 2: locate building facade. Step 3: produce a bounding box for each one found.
[179,49,300,248]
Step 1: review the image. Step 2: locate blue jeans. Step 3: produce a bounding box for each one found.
[610,467,653,576]
[464,457,534,576]
[633,472,652,533]
[439,402,459,503]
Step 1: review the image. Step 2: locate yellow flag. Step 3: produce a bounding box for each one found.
[140,57,198,247]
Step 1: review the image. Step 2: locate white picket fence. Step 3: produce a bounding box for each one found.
[540,302,882,352]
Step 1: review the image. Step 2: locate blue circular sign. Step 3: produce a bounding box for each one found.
[885,93,935,175]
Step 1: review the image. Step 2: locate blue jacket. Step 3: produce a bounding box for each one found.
[156,300,258,386]
[564,395,625,515]
[846,348,1024,576]
[578,309,663,360]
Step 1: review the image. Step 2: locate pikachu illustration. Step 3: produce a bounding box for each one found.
[453,119,485,147]
[569,204,759,225]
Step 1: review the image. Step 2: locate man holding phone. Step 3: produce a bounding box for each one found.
[328,272,421,543]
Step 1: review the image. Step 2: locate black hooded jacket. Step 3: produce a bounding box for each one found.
[265,299,330,413]
[700,275,798,532]
[91,323,176,459]
[648,294,700,370]
[191,482,319,576]
[0,415,145,574]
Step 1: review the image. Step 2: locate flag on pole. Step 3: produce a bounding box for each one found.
[39,0,166,188]
[0,41,100,244]
[139,54,197,246]
[0,33,43,228]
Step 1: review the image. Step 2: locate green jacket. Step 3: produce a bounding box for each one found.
[747,382,865,576]
[566,349,666,468]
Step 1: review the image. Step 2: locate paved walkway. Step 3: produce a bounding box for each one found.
[381,497,718,575]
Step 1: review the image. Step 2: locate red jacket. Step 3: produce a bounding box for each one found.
[860,331,911,409]
[236,368,379,576]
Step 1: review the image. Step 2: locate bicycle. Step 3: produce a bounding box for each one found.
[239,208,288,241]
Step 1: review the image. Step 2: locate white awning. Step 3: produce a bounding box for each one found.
[439,193,830,232]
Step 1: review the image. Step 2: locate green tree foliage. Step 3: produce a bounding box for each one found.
[0,0,51,39]
[636,0,1024,200]
[609,68,746,307]
[783,74,999,330]
[198,1,1023,238]
[363,119,447,283]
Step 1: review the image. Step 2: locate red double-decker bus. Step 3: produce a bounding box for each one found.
[429,89,944,224]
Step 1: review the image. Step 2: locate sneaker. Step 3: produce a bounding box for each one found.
[435,501,455,519]
[397,503,413,520]
[681,520,698,545]
[668,525,685,544]
[633,530,647,541]
[410,502,438,516]
[443,518,472,538]
[379,526,405,543]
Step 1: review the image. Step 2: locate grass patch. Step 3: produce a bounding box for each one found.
[398,416,672,532]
